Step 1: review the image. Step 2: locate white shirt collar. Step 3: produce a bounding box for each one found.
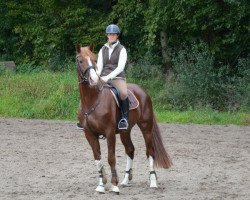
[104,40,120,49]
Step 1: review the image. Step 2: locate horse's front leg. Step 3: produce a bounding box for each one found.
[107,133,120,194]
[85,131,107,193]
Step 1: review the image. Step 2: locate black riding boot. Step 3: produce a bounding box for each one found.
[118,97,129,130]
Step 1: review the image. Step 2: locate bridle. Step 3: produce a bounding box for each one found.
[76,55,95,84]
[76,54,106,139]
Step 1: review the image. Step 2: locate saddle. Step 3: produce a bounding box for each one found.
[110,87,139,110]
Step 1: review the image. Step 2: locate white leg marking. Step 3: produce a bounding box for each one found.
[121,155,133,186]
[95,160,106,193]
[149,156,158,188]
[95,160,103,171]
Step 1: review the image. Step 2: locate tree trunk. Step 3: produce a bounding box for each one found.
[103,0,112,11]
[160,31,172,79]
[103,0,118,12]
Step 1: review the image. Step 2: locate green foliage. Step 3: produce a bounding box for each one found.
[143,0,250,66]
[16,64,44,74]
[1,0,249,68]
[156,109,250,125]
[0,71,79,120]
[0,71,249,125]
[168,42,249,111]
[126,51,163,80]
[108,0,147,57]
[126,51,168,110]
[0,0,249,114]
[1,0,106,68]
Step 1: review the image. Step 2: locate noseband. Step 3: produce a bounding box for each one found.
[76,56,95,84]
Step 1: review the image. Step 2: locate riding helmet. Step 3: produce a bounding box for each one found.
[105,24,120,34]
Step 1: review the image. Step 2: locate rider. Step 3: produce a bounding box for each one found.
[77,24,129,130]
[97,24,129,130]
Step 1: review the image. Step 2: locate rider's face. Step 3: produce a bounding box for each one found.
[107,33,119,44]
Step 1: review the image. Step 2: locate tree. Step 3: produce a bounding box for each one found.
[1,0,107,67]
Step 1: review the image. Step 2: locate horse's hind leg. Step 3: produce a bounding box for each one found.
[137,121,158,188]
[120,131,134,186]
[85,131,107,193]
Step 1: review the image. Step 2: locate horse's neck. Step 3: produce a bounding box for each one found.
[79,84,99,107]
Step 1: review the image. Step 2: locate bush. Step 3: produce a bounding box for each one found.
[16,64,44,74]
[236,57,250,110]
[126,51,163,80]
[126,51,170,111]
[168,42,250,111]
[47,53,75,72]
[16,58,75,74]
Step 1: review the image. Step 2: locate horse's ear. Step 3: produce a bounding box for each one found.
[89,44,95,52]
[75,44,81,53]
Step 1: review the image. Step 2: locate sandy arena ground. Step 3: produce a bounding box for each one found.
[0,118,249,200]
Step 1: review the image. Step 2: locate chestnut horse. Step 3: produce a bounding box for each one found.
[75,45,172,194]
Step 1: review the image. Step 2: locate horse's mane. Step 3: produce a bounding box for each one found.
[80,47,96,61]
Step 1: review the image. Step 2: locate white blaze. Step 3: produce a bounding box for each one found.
[87,57,98,84]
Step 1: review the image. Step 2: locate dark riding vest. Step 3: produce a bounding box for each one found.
[101,43,125,79]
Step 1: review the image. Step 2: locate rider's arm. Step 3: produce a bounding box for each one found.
[96,49,103,76]
[105,47,127,80]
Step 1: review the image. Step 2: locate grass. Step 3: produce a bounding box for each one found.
[0,70,249,125]
[0,70,79,120]
[155,110,250,125]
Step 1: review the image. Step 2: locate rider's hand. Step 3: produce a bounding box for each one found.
[96,70,101,76]
[101,76,110,82]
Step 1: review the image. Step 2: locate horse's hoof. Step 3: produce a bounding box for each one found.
[120,179,129,186]
[95,185,105,194]
[120,183,129,187]
[150,183,158,188]
[110,185,120,194]
[149,173,157,188]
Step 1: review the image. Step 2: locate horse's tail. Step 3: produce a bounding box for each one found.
[152,115,172,169]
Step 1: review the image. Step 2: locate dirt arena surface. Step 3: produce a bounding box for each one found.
[0,118,249,200]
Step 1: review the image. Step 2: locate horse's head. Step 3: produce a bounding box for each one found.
[75,44,99,86]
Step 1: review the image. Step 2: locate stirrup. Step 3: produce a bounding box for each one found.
[118,118,128,130]
[76,123,84,130]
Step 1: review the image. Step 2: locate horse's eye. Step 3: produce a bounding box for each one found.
[79,61,83,63]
